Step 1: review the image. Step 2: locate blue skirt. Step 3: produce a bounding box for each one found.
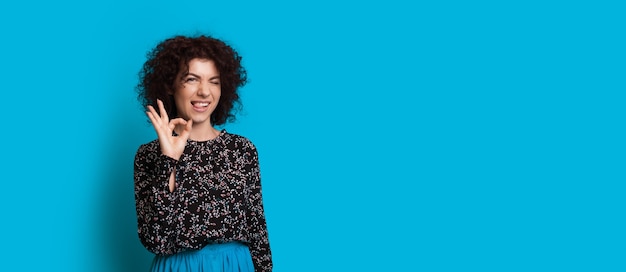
[150,242,254,272]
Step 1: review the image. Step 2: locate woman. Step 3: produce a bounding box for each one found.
[134,35,272,272]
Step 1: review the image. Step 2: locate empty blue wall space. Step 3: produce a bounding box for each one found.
[0,1,624,271]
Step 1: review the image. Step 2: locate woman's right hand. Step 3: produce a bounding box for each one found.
[146,99,193,160]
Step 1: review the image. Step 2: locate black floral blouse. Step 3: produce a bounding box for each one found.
[134,130,272,272]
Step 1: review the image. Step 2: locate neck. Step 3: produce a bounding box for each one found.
[176,121,221,141]
[190,126,221,141]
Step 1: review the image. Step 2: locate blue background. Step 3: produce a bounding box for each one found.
[0,0,624,271]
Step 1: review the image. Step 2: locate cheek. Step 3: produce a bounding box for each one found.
[176,87,194,99]
[214,88,222,98]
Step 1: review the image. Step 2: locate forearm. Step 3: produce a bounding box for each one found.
[134,144,180,254]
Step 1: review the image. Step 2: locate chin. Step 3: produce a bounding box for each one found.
[192,115,212,123]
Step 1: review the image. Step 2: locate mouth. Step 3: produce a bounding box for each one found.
[192,101,210,107]
[191,101,210,111]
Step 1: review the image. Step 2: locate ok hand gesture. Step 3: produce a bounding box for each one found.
[146,99,193,160]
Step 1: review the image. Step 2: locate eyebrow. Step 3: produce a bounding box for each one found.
[185,72,220,80]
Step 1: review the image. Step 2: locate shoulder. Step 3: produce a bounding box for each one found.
[135,139,160,155]
[220,131,257,151]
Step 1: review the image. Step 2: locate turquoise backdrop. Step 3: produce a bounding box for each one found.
[0,0,624,271]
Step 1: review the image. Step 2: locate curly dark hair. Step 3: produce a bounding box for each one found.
[136,35,247,125]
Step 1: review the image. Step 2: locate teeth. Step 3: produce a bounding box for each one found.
[193,102,209,107]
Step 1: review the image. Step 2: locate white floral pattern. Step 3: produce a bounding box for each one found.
[134,130,272,272]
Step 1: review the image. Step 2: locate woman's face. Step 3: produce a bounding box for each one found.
[172,58,221,126]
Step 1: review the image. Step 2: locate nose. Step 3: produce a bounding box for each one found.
[197,81,210,97]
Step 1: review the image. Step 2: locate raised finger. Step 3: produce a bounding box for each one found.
[157,99,169,122]
[146,105,161,123]
[146,111,166,138]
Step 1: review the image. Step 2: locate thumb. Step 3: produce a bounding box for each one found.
[179,119,193,140]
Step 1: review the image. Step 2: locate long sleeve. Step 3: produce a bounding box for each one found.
[134,132,274,264]
[243,142,273,272]
[134,143,179,255]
